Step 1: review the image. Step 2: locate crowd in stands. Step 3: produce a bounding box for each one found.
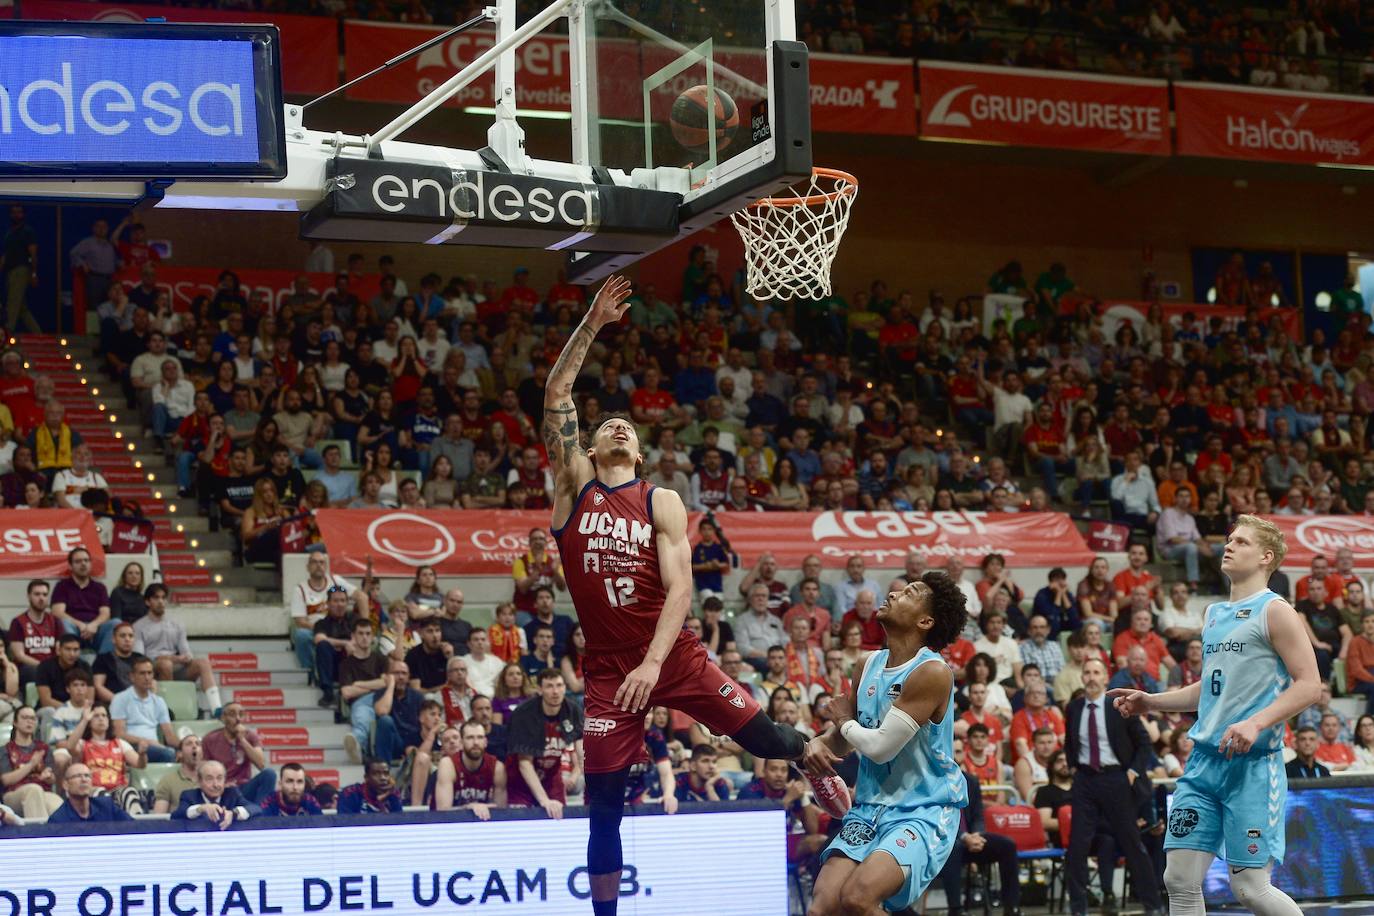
[38,0,1374,96]
[2,215,1374,916]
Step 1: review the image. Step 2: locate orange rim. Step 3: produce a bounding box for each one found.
[748,166,858,209]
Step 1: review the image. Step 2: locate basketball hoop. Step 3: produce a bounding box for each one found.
[730,166,857,301]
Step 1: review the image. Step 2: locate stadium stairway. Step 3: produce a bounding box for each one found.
[199,636,362,788]
[25,334,277,608]
[26,335,360,784]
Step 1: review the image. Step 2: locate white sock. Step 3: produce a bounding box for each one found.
[1230,864,1302,916]
[1163,849,1213,916]
[205,686,223,710]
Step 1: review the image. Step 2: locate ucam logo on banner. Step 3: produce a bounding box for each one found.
[0,807,787,915]
[919,61,1169,155]
[1174,82,1374,167]
[114,266,380,314]
[316,508,1095,576]
[1264,515,1374,568]
[0,509,106,578]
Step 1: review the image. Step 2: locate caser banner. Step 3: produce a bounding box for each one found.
[341,21,916,136]
[315,508,1094,576]
[1261,515,1374,569]
[1174,82,1374,167]
[19,0,340,96]
[0,509,106,578]
[918,61,1170,155]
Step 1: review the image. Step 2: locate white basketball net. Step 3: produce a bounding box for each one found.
[730,167,857,301]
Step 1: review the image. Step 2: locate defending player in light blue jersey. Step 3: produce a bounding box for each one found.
[803,571,969,915]
[1108,515,1320,916]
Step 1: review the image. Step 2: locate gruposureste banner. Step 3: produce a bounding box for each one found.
[1174,82,1374,167]
[918,61,1170,155]
[0,510,106,578]
[315,508,1094,576]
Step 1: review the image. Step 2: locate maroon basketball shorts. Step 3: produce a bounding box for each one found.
[583,631,760,773]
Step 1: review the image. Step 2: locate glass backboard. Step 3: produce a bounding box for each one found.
[576,0,792,202]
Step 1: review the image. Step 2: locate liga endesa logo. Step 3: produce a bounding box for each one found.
[365,512,457,567]
[925,82,1163,137]
[1295,517,1374,560]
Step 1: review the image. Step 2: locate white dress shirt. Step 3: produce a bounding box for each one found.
[1077,694,1121,768]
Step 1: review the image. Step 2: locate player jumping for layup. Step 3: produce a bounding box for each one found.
[543,277,849,916]
[1109,515,1320,915]
[803,572,969,916]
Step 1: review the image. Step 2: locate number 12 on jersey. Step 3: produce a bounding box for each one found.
[603,577,637,607]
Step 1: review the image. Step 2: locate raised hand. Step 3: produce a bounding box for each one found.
[586,276,633,329]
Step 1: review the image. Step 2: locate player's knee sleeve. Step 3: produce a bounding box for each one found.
[586,770,627,876]
[1163,850,1212,916]
[732,711,805,760]
[1229,867,1303,916]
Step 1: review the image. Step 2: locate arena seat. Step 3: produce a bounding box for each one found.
[157,682,199,723]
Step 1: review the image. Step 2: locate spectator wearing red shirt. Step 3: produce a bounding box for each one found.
[840,590,884,651]
[1112,603,1174,676]
[629,366,686,432]
[1009,683,1064,763]
[1023,401,1071,499]
[1314,712,1355,772]
[941,634,977,682]
[1111,544,1162,610]
[959,681,1005,745]
[948,355,992,431]
[545,270,586,311]
[489,388,535,448]
[962,723,1001,786]
[1294,554,1348,608]
[200,703,277,805]
[8,581,61,684]
[1192,434,1232,479]
[1346,613,1374,713]
[1102,403,1141,469]
[1214,253,1252,306]
[878,306,920,368]
[497,268,540,316]
[114,220,160,270]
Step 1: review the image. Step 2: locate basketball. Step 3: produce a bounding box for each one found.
[669,84,740,156]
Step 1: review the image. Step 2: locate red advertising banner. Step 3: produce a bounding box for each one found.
[1093,300,1302,344]
[316,508,1094,576]
[19,0,339,95]
[114,265,379,314]
[1174,82,1374,167]
[0,510,106,578]
[918,61,1169,155]
[1261,516,1374,569]
[342,21,916,136]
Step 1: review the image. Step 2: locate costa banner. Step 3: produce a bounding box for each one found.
[919,61,1169,155]
[341,21,916,136]
[114,265,380,314]
[0,509,106,578]
[315,508,1093,576]
[18,0,339,95]
[1261,516,1374,569]
[1174,82,1374,167]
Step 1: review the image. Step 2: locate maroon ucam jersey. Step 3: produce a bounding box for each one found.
[449,752,499,805]
[553,479,666,653]
[694,468,730,509]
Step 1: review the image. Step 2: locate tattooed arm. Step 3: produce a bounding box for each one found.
[545,275,634,527]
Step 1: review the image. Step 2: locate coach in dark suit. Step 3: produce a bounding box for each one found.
[170,760,253,829]
[938,758,1021,916]
[1064,658,1163,916]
